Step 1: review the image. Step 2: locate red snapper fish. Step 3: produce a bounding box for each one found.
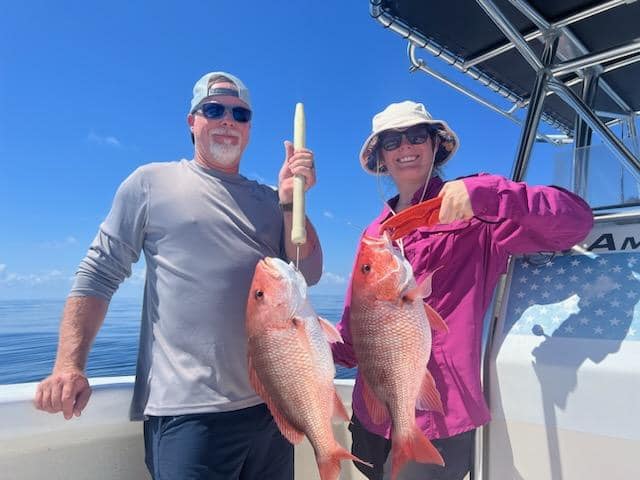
[350,233,449,479]
[246,257,368,480]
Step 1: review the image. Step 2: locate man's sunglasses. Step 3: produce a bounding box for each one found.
[197,103,252,123]
[380,125,431,151]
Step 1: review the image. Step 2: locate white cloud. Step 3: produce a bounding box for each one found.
[319,210,363,231]
[246,172,278,190]
[309,271,348,295]
[321,272,346,285]
[0,267,69,286]
[40,236,78,248]
[0,264,5,274]
[88,131,122,147]
[247,172,267,184]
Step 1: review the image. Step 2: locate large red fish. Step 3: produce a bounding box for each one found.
[350,233,448,479]
[246,257,368,480]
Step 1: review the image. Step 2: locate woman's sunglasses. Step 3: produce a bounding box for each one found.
[197,103,252,123]
[380,125,430,151]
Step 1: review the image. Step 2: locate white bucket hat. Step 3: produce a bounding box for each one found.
[359,101,459,175]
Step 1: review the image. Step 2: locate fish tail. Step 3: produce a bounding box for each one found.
[390,427,444,480]
[317,445,373,480]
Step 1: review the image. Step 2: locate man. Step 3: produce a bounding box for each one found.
[34,71,322,479]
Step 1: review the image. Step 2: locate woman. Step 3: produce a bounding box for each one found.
[332,100,593,480]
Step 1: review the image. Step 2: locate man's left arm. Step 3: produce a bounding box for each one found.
[278,141,323,285]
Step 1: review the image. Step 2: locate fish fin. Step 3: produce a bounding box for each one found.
[424,303,448,333]
[416,369,444,414]
[270,408,305,445]
[247,354,268,402]
[391,427,444,479]
[402,285,422,303]
[248,355,305,445]
[318,445,373,480]
[332,390,350,422]
[319,316,344,344]
[362,379,389,425]
[405,266,444,303]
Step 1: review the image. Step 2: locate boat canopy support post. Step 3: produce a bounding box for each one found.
[548,79,640,179]
[624,115,640,200]
[627,114,640,156]
[511,36,559,181]
[572,72,600,198]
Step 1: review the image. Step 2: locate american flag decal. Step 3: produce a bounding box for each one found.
[504,252,640,341]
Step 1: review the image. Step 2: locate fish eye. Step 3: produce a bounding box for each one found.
[361,264,371,274]
[254,290,264,299]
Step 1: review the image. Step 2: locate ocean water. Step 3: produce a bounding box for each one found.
[0,294,357,385]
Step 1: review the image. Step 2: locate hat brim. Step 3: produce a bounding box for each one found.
[359,120,459,175]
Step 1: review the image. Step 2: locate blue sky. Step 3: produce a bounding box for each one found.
[0,1,635,300]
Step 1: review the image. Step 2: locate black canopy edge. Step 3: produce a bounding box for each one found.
[370,0,640,138]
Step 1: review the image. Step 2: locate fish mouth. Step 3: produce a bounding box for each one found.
[258,257,307,317]
[260,257,283,279]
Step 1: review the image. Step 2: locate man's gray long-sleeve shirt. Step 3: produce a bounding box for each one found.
[70,159,322,420]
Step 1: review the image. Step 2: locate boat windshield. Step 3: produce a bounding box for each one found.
[525,139,640,210]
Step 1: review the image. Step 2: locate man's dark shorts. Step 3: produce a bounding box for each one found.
[349,415,475,480]
[144,403,293,480]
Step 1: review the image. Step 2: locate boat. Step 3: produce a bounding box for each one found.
[2,1,639,478]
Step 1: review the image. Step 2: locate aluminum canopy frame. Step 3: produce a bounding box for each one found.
[369,0,640,199]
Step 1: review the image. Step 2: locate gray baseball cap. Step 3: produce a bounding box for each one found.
[189,71,251,113]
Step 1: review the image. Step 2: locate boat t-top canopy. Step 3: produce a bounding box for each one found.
[370,0,640,194]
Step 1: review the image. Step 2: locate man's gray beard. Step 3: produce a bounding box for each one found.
[209,142,242,166]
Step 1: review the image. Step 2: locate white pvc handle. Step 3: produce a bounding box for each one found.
[291,103,307,245]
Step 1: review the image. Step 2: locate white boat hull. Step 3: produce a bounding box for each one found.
[0,377,366,479]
